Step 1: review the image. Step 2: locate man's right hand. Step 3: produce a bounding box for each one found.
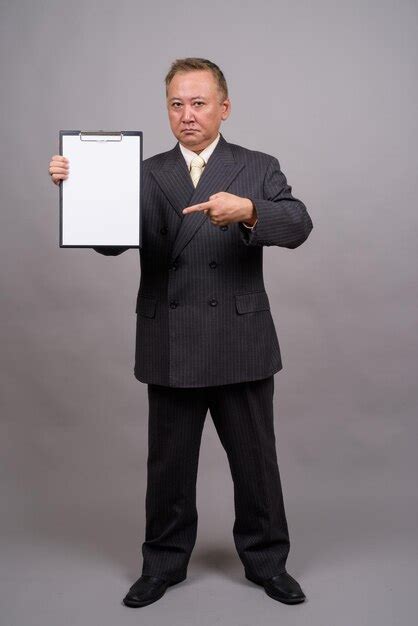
[49,155,69,186]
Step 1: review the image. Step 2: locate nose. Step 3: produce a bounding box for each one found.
[181,105,195,122]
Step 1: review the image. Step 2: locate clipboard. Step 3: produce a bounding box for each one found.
[59,130,143,248]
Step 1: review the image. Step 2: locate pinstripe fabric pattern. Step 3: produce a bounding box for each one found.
[141,375,290,581]
[93,133,313,388]
[93,135,312,582]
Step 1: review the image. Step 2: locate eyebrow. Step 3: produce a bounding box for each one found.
[168,96,206,102]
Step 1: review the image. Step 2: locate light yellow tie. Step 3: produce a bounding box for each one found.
[190,154,205,187]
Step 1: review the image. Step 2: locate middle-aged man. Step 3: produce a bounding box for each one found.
[49,57,313,608]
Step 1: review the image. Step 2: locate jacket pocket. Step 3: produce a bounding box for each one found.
[234,291,270,314]
[136,295,157,318]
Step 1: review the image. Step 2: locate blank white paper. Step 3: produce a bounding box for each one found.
[61,132,141,247]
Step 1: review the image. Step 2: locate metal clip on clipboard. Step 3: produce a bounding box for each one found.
[79,131,123,142]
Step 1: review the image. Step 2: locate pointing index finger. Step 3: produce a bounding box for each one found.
[183,200,212,214]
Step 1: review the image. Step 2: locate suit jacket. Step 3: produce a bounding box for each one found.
[94,133,313,387]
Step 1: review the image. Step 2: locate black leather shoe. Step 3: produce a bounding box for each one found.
[245,571,306,604]
[122,573,186,608]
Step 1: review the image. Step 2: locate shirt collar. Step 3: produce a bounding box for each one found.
[179,132,221,170]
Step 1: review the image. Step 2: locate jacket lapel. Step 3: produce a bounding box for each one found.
[151,134,245,263]
[150,144,195,220]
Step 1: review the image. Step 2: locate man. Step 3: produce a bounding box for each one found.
[49,57,313,608]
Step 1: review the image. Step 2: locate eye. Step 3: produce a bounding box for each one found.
[193,101,204,106]
[171,102,182,108]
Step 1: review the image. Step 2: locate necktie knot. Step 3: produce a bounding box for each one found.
[190,154,205,187]
[190,155,205,168]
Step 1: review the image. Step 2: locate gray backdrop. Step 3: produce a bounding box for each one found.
[1,0,417,624]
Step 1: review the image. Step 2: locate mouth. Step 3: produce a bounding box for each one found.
[182,129,198,133]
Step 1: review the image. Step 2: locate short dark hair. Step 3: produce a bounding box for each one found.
[165,57,228,101]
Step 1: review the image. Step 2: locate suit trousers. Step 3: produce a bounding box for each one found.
[141,375,291,582]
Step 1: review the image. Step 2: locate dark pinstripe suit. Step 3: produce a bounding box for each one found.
[94,133,313,580]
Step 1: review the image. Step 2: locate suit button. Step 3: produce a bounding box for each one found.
[209,299,218,307]
[221,225,228,231]
[160,226,168,235]
[169,262,178,271]
[209,261,218,269]
[169,300,178,308]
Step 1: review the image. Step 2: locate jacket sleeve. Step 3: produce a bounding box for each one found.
[239,156,313,248]
[92,247,130,256]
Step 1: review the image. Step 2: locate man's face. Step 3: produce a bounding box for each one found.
[166,70,231,152]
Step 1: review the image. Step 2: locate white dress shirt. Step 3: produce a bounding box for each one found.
[179,133,257,230]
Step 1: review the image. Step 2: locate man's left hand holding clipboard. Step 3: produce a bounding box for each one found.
[49,154,69,185]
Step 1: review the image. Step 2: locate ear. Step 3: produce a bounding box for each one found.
[221,98,231,121]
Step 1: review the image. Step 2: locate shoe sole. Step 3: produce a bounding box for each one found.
[122,574,187,608]
[245,573,306,605]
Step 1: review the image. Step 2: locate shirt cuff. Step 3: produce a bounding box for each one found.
[242,218,258,230]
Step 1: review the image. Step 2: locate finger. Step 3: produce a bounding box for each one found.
[51,173,67,185]
[52,155,69,163]
[49,170,68,181]
[49,158,68,169]
[49,165,68,174]
[183,201,212,214]
[51,170,68,177]
[50,160,69,170]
